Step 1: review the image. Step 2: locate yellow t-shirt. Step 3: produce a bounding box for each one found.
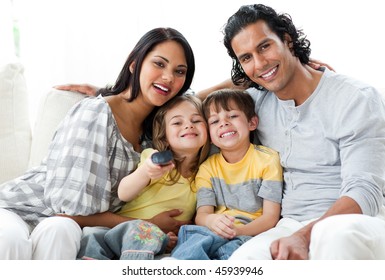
[117,148,196,221]
[196,144,283,226]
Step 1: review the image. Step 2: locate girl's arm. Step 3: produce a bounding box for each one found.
[118,152,174,202]
[235,200,281,237]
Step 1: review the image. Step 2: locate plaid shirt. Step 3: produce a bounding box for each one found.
[0,96,149,228]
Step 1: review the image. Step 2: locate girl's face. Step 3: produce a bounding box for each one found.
[207,101,257,152]
[164,100,208,157]
[139,40,188,107]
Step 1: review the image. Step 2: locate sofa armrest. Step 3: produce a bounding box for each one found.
[28,89,86,168]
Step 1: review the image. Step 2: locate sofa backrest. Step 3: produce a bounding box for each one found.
[28,89,86,168]
[0,62,31,183]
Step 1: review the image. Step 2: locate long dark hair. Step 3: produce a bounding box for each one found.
[223,4,311,90]
[99,27,195,141]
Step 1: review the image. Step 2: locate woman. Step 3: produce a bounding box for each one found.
[0,27,195,260]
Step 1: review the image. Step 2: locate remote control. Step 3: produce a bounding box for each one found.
[151,150,173,166]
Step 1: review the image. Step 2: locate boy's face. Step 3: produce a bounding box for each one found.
[207,101,258,152]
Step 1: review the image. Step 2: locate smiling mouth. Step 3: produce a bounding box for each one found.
[220,131,235,138]
[182,133,198,138]
[260,66,278,80]
[154,83,170,94]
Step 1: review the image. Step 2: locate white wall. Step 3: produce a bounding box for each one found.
[7,0,385,121]
[0,0,16,63]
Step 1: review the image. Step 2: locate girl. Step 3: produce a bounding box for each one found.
[77,94,210,260]
[0,27,195,259]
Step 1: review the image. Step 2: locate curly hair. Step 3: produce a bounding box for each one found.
[223,4,311,89]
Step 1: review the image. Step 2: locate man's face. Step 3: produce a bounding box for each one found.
[231,20,297,95]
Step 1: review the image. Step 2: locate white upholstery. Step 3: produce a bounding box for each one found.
[28,89,86,168]
[0,63,31,183]
[0,62,85,184]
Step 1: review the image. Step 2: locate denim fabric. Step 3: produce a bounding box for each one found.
[77,220,168,260]
[171,225,251,260]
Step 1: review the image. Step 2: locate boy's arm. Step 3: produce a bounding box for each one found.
[195,206,237,239]
[235,200,281,237]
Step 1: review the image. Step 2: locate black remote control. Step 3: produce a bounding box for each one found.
[151,150,173,166]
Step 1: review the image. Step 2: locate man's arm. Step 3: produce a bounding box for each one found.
[271,87,385,260]
[54,84,100,96]
[270,196,361,260]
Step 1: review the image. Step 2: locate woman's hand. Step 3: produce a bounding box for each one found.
[54,83,100,96]
[148,209,190,235]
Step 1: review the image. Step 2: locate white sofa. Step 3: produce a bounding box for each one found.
[0,62,86,184]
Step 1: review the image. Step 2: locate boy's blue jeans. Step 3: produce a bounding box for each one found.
[77,220,168,260]
[171,225,251,260]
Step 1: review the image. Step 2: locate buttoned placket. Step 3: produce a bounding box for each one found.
[281,105,300,189]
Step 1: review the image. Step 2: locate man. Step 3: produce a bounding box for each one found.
[209,4,385,260]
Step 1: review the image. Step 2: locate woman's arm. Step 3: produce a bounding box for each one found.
[196,79,246,100]
[61,208,189,234]
[60,211,134,228]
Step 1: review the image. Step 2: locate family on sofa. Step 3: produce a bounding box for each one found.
[1,3,385,260]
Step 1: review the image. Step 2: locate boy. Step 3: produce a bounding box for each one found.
[170,89,283,260]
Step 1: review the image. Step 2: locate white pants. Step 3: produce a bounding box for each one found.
[0,208,82,259]
[230,210,385,260]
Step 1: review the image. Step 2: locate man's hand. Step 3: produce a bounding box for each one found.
[270,230,310,260]
[54,83,99,96]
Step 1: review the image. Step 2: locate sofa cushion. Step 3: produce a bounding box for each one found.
[0,62,31,184]
[28,88,86,168]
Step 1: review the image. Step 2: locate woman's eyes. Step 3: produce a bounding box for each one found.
[154,61,164,67]
[175,69,186,76]
[154,61,186,76]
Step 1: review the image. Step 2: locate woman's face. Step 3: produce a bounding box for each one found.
[139,40,188,107]
[164,100,208,157]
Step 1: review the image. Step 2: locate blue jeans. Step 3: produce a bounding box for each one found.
[171,225,251,260]
[77,220,168,260]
